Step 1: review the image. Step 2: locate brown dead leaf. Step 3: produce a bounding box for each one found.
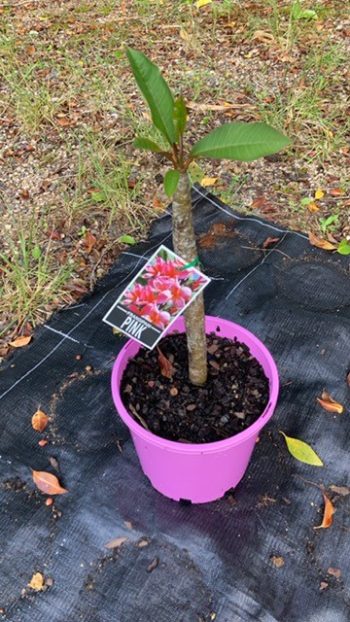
[308,232,337,251]
[147,557,159,573]
[31,410,49,432]
[38,439,48,447]
[137,538,150,548]
[317,391,344,414]
[329,188,344,197]
[32,470,68,495]
[84,231,97,254]
[320,581,328,591]
[251,195,273,211]
[9,335,32,348]
[270,555,284,568]
[327,567,341,579]
[28,572,45,591]
[329,485,350,496]
[157,347,175,379]
[105,536,128,549]
[262,236,280,249]
[55,116,72,127]
[314,494,335,530]
[45,497,53,506]
[307,202,320,213]
[346,371,350,387]
[252,30,275,44]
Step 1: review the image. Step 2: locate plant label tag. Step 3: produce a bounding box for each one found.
[103,245,210,349]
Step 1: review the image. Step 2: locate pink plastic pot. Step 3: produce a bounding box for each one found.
[111,316,279,504]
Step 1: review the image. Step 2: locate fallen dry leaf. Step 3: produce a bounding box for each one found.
[315,189,325,200]
[320,581,328,591]
[314,494,335,529]
[262,236,280,249]
[32,470,68,495]
[317,391,344,414]
[31,410,49,432]
[38,439,48,447]
[329,188,344,197]
[28,572,45,591]
[9,335,32,348]
[84,230,97,254]
[346,371,350,387]
[201,176,218,187]
[329,485,350,496]
[56,116,72,127]
[105,536,128,549]
[307,202,320,213]
[327,567,341,579]
[45,497,53,507]
[252,30,275,44]
[147,557,159,573]
[137,538,150,548]
[308,232,337,251]
[157,347,175,379]
[270,555,285,568]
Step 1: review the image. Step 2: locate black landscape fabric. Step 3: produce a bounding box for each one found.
[1,186,350,622]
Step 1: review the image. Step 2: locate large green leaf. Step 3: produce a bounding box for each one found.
[164,170,180,197]
[173,96,187,141]
[133,137,164,152]
[190,122,291,161]
[126,48,175,145]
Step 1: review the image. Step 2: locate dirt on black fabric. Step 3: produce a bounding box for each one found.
[121,332,269,444]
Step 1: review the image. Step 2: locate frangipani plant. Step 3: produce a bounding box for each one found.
[126,48,291,386]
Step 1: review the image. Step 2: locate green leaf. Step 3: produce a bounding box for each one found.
[280,432,323,466]
[173,96,187,141]
[319,214,339,233]
[119,234,136,245]
[337,239,350,256]
[164,170,180,197]
[190,122,291,162]
[126,48,175,145]
[301,197,313,207]
[91,191,105,203]
[292,2,318,20]
[133,137,164,152]
[31,245,41,260]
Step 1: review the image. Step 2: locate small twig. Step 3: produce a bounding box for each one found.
[128,404,149,431]
[293,474,325,491]
[240,245,292,260]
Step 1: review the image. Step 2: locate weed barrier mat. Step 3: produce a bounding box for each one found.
[1,186,350,622]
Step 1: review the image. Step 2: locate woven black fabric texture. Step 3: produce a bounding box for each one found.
[0,186,349,622]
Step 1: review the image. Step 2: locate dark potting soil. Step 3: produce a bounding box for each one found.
[121,332,269,444]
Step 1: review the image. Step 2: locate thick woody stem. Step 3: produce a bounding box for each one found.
[172,172,207,385]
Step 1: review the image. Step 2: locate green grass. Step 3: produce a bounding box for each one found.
[0,217,73,336]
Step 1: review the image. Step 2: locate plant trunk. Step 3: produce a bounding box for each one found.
[172,172,207,385]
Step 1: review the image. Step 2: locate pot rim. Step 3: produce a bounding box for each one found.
[111,315,279,454]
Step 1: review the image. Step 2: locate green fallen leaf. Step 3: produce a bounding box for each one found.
[337,239,350,256]
[31,246,41,260]
[119,234,136,245]
[280,431,323,466]
[91,191,105,203]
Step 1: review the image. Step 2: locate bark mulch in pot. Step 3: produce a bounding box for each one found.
[121,332,269,444]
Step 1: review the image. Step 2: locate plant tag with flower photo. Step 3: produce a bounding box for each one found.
[103,245,210,349]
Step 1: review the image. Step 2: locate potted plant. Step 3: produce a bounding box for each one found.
[111,48,290,503]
